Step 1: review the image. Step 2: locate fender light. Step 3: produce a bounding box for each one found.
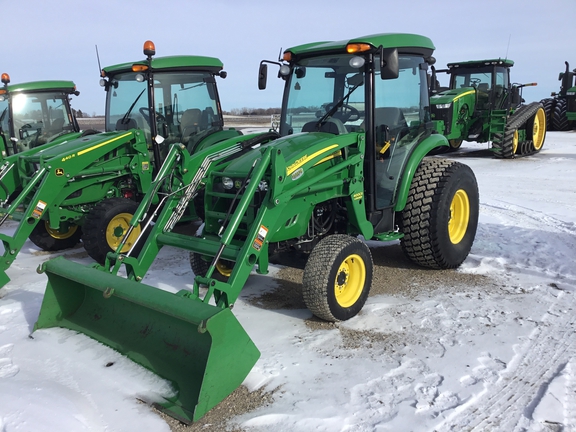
[346,43,371,53]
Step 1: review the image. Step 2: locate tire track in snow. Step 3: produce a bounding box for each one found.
[433,291,576,431]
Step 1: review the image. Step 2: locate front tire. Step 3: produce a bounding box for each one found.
[302,235,373,322]
[83,198,142,264]
[400,159,479,269]
[29,221,82,251]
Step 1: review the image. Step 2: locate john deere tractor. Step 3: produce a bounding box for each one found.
[34,33,479,424]
[0,41,243,287]
[540,61,576,131]
[430,59,546,158]
[0,74,91,199]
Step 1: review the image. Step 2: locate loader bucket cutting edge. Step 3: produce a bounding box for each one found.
[33,256,260,424]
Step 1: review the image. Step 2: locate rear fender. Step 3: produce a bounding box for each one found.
[394,133,449,211]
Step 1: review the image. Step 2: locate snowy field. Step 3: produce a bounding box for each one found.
[0,132,575,431]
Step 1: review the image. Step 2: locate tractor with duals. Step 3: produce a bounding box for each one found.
[33,33,479,424]
[0,41,249,288]
[429,59,546,158]
[540,61,576,131]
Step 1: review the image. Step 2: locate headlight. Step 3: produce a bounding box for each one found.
[567,92,575,96]
[222,177,234,190]
[435,103,452,109]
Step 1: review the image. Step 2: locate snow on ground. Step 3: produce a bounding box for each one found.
[0,132,575,431]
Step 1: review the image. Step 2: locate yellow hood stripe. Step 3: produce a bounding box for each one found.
[286,144,339,176]
[77,132,133,156]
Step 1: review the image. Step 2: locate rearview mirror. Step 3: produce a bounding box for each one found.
[258,63,268,90]
[380,47,399,80]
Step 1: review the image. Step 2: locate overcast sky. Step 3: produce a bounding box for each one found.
[4,0,575,116]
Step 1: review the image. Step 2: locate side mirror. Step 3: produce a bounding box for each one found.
[380,47,399,80]
[510,86,521,106]
[258,63,268,90]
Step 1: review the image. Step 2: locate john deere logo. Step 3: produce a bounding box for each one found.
[55,168,64,176]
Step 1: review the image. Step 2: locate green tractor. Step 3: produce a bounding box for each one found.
[540,61,576,131]
[0,73,86,161]
[429,59,546,158]
[0,41,244,287]
[34,33,479,423]
[0,74,92,201]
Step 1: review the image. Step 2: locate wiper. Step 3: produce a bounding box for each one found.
[120,88,146,125]
[316,81,362,127]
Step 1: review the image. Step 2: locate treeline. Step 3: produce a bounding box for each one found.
[223,107,281,116]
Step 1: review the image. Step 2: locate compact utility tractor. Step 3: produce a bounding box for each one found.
[429,59,546,157]
[540,61,576,131]
[0,73,85,161]
[0,41,244,287]
[34,33,479,423]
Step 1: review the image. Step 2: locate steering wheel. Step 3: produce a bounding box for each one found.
[469,78,481,86]
[138,107,166,123]
[325,102,360,122]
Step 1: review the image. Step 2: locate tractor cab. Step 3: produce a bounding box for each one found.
[100,41,229,166]
[0,73,80,157]
[445,59,515,111]
[260,34,438,220]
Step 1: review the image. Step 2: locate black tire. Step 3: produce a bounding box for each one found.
[302,235,373,322]
[83,198,143,264]
[29,221,82,251]
[540,98,556,131]
[553,98,570,131]
[399,158,479,269]
[190,252,232,281]
[447,139,463,152]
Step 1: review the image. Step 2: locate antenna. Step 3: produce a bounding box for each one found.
[504,34,511,61]
[95,45,103,75]
[277,47,283,62]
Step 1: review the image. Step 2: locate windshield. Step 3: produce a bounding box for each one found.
[106,71,221,150]
[7,91,75,154]
[451,68,492,91]
[281,53,366,136]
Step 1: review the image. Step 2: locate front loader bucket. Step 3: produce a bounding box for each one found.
[34,256,260,424]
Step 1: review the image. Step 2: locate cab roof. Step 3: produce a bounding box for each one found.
[286,33,435,58]
[447,59,514,69]
[4,80,77,94]
[103,55,224,76]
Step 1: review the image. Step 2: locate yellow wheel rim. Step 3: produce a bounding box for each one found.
[448,189,470,244]
[106,212,141,252]
[449,139,462,150]
[334,253,365,308]
[215,260,233,277]
[45,221,78,240]
[532,108,546,150]
[512,130,519,154]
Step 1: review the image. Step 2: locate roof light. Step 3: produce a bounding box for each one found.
[283,51,293,62]
[1,73,10,85]
[346,43,371,54]
[143,40,156,57]
[132,64,149,72]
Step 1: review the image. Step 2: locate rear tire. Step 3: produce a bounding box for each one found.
[190,252,232,281]
[83,198,143,264]
[553,98,570,131]
[540,98,556,131]
[29,221,82,251]
[526,106,546,152]
[302,235,373,322]
[400,159,479,269]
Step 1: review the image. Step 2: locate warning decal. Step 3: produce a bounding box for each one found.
[32,200,47,219]
[252,225,269,251]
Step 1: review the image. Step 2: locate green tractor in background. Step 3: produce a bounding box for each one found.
[540,61,576,131]
[34,33,479,424]
[0,74,92,199]
[0,41,243,287]
[429,59,546,158]
[0,73,87,161]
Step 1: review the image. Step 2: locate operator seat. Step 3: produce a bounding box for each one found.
[302,118,348,134]
[180,108,202,143]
